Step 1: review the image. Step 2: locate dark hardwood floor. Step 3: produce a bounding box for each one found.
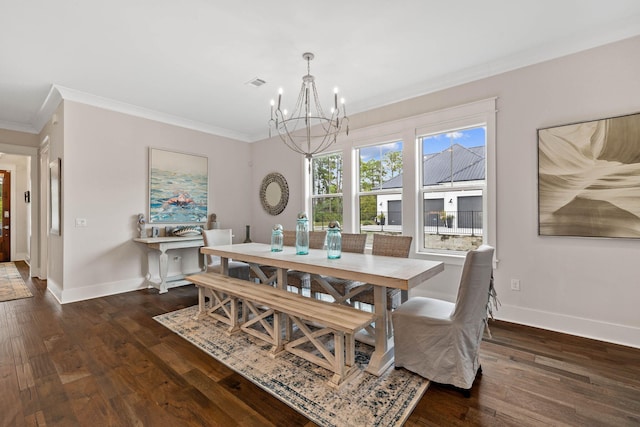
[1,261,639,426]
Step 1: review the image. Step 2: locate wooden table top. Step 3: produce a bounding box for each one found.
[201,242,444,291]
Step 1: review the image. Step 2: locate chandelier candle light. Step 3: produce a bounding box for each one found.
[269,52,349,165]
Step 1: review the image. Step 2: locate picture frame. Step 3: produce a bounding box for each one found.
[49,158,61,236]
[538,111,640,238]
[148,148,208,223]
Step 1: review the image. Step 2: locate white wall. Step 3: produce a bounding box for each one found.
[54,101,252,303]
[250,35,640,348]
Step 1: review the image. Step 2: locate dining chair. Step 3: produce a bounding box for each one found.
[349,234,413,310]
[285,230,326,293]
[202,229,250,280]
[248,230,297,285]
[249,230,326,294]
[391,244,496,397]
[347,234,413,337]
[309,233,367,301]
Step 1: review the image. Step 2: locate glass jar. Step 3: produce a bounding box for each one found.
[326,221,342,259]
[271,224,283,252]
[295,212,309,255]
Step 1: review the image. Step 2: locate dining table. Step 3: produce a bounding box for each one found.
[200,242,444,376]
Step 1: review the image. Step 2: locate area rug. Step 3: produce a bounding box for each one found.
[0,262,33,302]
[154,305,429,427]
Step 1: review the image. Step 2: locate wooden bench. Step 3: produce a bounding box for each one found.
[187,272,376,388]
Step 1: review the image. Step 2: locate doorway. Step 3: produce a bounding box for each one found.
[0,170,11,261]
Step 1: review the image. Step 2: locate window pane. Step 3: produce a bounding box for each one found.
[311,153,343,232]
[312,153,342,195]
[312,197,343,231]
[359,194,403,246]
[421,127,486,251]
[421,128,485,188]
[359,141,403,191]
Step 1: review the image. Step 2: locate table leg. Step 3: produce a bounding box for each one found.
[158,249,169,294]
[221,257,229,275]
[365,285,394,376]
[276,268,291,340]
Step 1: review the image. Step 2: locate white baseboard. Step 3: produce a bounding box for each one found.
[15,252,29,262]
[496,304,640,350]
[46,278,63,303]
[409,289,640,349]
[60,278,149,304]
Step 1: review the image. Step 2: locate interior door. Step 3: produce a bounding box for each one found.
[0,170,11,262]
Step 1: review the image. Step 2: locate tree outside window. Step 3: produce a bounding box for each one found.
[311,153,343,230]
[358,141,403,242]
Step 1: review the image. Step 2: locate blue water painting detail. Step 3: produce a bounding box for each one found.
[150,167,208,223]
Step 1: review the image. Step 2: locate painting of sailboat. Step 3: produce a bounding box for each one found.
[538,112,640,238]
[149,148,208,223]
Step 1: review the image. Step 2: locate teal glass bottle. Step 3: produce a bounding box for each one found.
[271,224,283,252]
[326,221,342,259]
[295,212,309,255]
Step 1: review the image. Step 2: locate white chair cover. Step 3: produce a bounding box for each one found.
[202,229,249,280]
[392,245,495,390]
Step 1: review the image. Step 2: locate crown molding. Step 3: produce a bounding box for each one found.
[32,85,253,142]
[0,119,39,134]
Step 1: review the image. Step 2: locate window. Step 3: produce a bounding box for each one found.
[305,98,496,259]
[357,141,403,242]
[311,152,343,230]
[420,126,486,252]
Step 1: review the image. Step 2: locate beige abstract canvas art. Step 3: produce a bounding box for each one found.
[538,112,640,238]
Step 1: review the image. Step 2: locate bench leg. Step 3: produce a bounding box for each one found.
[240,300,285,356]
[330,331,346,388]
[194,285,207,319]
[198,287,241,334]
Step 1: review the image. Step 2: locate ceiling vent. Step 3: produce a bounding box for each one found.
[246,77,267,88]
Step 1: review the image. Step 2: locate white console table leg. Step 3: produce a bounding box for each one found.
[158,249,169,294]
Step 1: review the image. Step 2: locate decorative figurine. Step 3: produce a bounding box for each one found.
[207,213,219,229]
[137,213,146,238]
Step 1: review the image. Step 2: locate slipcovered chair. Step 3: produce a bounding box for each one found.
[391,244,497,396]
[202,229,249,280]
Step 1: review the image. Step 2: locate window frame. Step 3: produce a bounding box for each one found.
[418,125,487,255]
[355,139,404,236]
[310,151,344,230]
[414,99,496,262]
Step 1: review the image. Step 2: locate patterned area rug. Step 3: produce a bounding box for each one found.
[0,262,33,302]
[154,306,429,427]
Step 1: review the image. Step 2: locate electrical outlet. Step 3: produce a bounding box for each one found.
[510,279,521,291]
[75,218,87,227]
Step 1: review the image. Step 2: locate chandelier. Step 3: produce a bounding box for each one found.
[269,52,349,161]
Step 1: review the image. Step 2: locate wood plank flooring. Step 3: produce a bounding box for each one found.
[1,261,639,426]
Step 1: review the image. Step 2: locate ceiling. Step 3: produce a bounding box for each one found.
[2,1,640,142]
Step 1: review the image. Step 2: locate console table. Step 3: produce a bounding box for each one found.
[134,236,204,293]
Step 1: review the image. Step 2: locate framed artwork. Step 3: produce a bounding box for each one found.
[49,158,61,235]
[149,148,208,223]
[538,112,640,238]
